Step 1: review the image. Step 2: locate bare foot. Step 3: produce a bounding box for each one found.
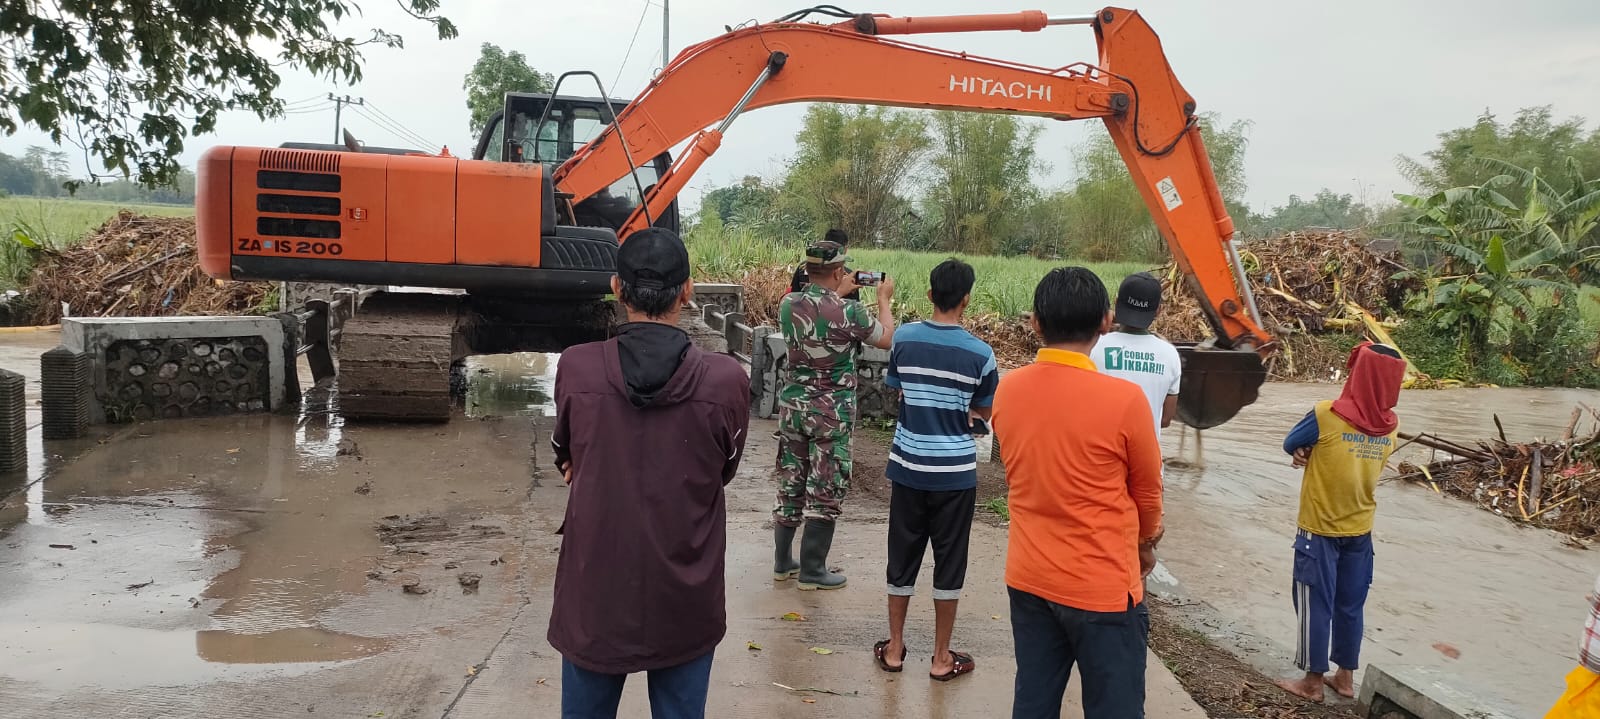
[930,651,953,676]
[1324,669,1356,698]
[1275,674,1325,702]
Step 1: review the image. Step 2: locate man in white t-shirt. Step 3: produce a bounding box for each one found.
[1092,272,1182,438]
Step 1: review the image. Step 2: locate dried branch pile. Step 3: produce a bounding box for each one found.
[1152,230,1414,381]
[24,211,270,324]
[730,230,1414,376]
[735,264,792,327]
[1396,408,1600,540]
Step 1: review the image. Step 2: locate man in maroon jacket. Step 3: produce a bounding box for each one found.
[549,228,751,719]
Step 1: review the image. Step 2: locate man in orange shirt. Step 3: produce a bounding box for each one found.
[993,267,1165,719]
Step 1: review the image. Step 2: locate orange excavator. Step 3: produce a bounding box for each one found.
[195,6,1273,426]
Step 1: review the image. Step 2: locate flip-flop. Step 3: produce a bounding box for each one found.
[929,650,975,681]
[873,639,906,673]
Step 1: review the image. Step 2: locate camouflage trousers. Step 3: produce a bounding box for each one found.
[774,407,852,526]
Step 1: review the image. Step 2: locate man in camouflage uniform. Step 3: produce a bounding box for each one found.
[773,239,896,590]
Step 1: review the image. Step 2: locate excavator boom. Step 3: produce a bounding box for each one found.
[553,7,1272,426]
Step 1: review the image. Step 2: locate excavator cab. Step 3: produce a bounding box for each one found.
[472,93,680,234]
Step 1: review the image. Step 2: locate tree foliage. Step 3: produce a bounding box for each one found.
[1398,106,1600,196]
[780,105,930,245]
[0,145,193,202]
[1389,158,1600,377]
[0,1,457,188]
[1256,189,1375,234]
[463,42,553,135]
[1035,113,1251,260]
[923,112,1040,254]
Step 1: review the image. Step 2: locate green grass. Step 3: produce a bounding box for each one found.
[0,196,193,250]
[687,228,1153,318]
[848,248,1149,318]
[0,196,194,290]
[983,496,1010,521]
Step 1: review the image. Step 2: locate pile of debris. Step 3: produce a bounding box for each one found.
[732,230,1413,376]
[734,264,793,327]
[1152,230,1413,381]
[23,211,270,324]
[1396,408,1600,540]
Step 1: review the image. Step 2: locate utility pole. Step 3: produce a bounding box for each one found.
[662,0,670,69]
[328,94,365,143]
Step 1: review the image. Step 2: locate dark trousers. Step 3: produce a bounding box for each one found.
[1009,587,1148,719]
[886,483,976,599]
[1291,529,1373,674]
[561,650,715,719]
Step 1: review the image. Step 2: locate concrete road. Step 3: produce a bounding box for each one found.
[0,387,1203,717]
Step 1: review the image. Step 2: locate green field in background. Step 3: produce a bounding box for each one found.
[846,248,1151,317]
[0,196,193,249]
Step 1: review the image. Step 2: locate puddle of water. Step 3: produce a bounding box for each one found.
[0,410,399,690]
[464,352,557,418]
[195,626,389,664]
[0,621,367,690]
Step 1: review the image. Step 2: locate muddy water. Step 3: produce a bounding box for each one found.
[0,364,536,699]
[462,352,557,418]
[1156,382,1600,716]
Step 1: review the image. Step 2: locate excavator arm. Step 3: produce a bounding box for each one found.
[553,7,1271,427]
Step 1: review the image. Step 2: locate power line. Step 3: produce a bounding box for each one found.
[350,107,437,152]
[363,102,439,148]
[350,109,432,151]
[349,109,433,152]
[354,104,437,151]
[281,93,327,109]
[610,0,653,96]
[282,101,334,115]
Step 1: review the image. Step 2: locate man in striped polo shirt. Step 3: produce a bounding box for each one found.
[873,259,998,682]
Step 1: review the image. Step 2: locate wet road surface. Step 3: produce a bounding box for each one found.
[1154,382,1600,716]
[7,324,1595,716]
[0,343,1202,717]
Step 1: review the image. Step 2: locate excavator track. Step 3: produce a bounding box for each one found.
[337,292,465,422]
[334,291,620,422]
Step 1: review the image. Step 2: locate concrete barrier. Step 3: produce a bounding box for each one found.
[0,368,23,473]
[1359,664,1519,719]
[751,334,897,421]
[61,317,288,424]
[40,346,90,439]
[692,283,744,315]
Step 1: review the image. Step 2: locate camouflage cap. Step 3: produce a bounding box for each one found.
[804,240,851,267]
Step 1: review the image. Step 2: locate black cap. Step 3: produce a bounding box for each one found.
[1114,272,1162,329]
[617,227,691,290]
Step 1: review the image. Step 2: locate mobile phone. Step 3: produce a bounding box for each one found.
[853,270,886,286]
[970,417,991,436]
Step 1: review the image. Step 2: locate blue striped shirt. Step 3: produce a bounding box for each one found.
[884,321,999,491]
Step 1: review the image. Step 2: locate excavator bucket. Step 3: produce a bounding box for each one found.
[1174,344,1268,430]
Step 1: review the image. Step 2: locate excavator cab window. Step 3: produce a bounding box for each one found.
[472,93,678,234]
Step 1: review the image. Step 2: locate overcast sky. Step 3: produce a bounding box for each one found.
[6,0,1599,212]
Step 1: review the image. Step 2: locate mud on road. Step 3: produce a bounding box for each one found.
[0,349,1204,718]
[2,330,1596,717]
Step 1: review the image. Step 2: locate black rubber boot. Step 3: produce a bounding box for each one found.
[797,519,847,590]
[773,524,800,580]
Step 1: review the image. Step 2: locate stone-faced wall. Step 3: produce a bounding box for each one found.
[101,337,271,422]
[61,317,289,424]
